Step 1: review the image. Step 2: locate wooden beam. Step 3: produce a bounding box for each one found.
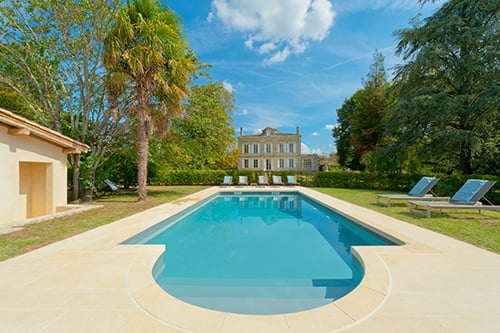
[63,147,82,154]
[8,127,30,136]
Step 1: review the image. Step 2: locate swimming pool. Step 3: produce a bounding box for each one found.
[125,191,397,315]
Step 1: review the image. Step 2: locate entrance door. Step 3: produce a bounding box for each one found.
[19,162,52,218]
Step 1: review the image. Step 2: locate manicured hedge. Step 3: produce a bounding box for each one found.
[150,170,499,204]
[151,170,230,185]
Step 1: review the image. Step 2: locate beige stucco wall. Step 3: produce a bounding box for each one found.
[0,125,68,225]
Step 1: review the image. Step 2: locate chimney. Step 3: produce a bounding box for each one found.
[240,127,243,136]
[296,126,299,134]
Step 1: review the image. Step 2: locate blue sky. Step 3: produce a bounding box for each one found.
[163,0,443,156]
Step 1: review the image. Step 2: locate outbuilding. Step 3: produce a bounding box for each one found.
[0,107,89,226]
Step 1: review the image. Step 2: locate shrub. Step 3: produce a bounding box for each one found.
[148,170,499,204]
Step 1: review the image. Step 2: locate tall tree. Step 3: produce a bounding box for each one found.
[151,82,238,170]
[104,0,198,200]
[0,86,32,118]
[333,96,363,170]
[362,49,387,89]
[333,50,393,171]
[392,0,499,174]
[0,0,127,200]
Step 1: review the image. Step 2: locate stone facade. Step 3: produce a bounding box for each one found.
[237,127,319,172]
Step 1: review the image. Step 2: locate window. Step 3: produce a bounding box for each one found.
[243,144,249,154]
[253,159,259,168]
[303,159,312,169]
[253,144,259,154]
[244,159,249,168]
[278,159,285,169]
[288,143,294,153]
[279,143,285,153]
[265,159,272,170]
[288,159,295,168]
[265,143,272,153]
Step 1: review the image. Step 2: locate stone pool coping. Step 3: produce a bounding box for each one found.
[0,186,499,332]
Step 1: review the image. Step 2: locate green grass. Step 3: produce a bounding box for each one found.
[313,187,500,254]
[1,185,498,262]
[0,186,207,261]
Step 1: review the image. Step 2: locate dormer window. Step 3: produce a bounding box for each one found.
[262,127,276,136]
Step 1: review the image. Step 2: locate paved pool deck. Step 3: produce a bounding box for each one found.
[0,186,499,332]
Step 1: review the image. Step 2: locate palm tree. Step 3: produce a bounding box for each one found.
[104,0,197,200]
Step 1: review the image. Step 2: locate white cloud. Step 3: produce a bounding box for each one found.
[222,81,235,93]
[301,142,311,153]
[206,12,215,23]
[302,143,323,155]
[325,124,336,130]
[210,0,335,64]
[312,132,319,136]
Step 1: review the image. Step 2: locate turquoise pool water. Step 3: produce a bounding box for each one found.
[125,192,396,315]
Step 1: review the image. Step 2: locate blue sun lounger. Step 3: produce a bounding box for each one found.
[376,177,448,207]
[221,176,233,186]
[409,179,499,218]
[286,175,300,186]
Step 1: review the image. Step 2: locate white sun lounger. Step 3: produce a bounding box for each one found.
[238,176,248,186]
[272,175,284,186]
[258,175,269,185]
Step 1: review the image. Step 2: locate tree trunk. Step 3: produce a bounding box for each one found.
[136,105,149,201]
[459,143,473,175]
[85,163,99,202]
[71,154,81,201]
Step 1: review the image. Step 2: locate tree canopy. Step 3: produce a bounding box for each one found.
[160,82,238,170]
[334,0,499,175]
[0,0,128,200]
[104,0,199,200]
[333,50,394,171]
[391,0,499,174]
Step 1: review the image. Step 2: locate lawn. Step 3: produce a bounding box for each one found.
[0,186,207,261]
[313,187,500,254]
[1,185,498,262]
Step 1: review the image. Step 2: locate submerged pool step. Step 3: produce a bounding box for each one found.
[158,277,319,286]
[159,278,354,299]
[166,284,330,299]
[158,278,355,315]
[183,295,333,315]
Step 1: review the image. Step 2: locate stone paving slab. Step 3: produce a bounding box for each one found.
[0,186,499,332]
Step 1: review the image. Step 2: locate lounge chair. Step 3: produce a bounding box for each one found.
[286,175,300,186]
[409,179,499,218]
[221,176,233,186]
[238,176,248,186]
[103,180,136,193]
[272,175,284,186]
[103,179,121,192]
[376,177,448,207]
[258,175,269,186]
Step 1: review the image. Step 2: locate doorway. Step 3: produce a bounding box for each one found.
[265,159,272,171]
[19,162,52,218]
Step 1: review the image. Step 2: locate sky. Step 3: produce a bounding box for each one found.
[163,0,444,156]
